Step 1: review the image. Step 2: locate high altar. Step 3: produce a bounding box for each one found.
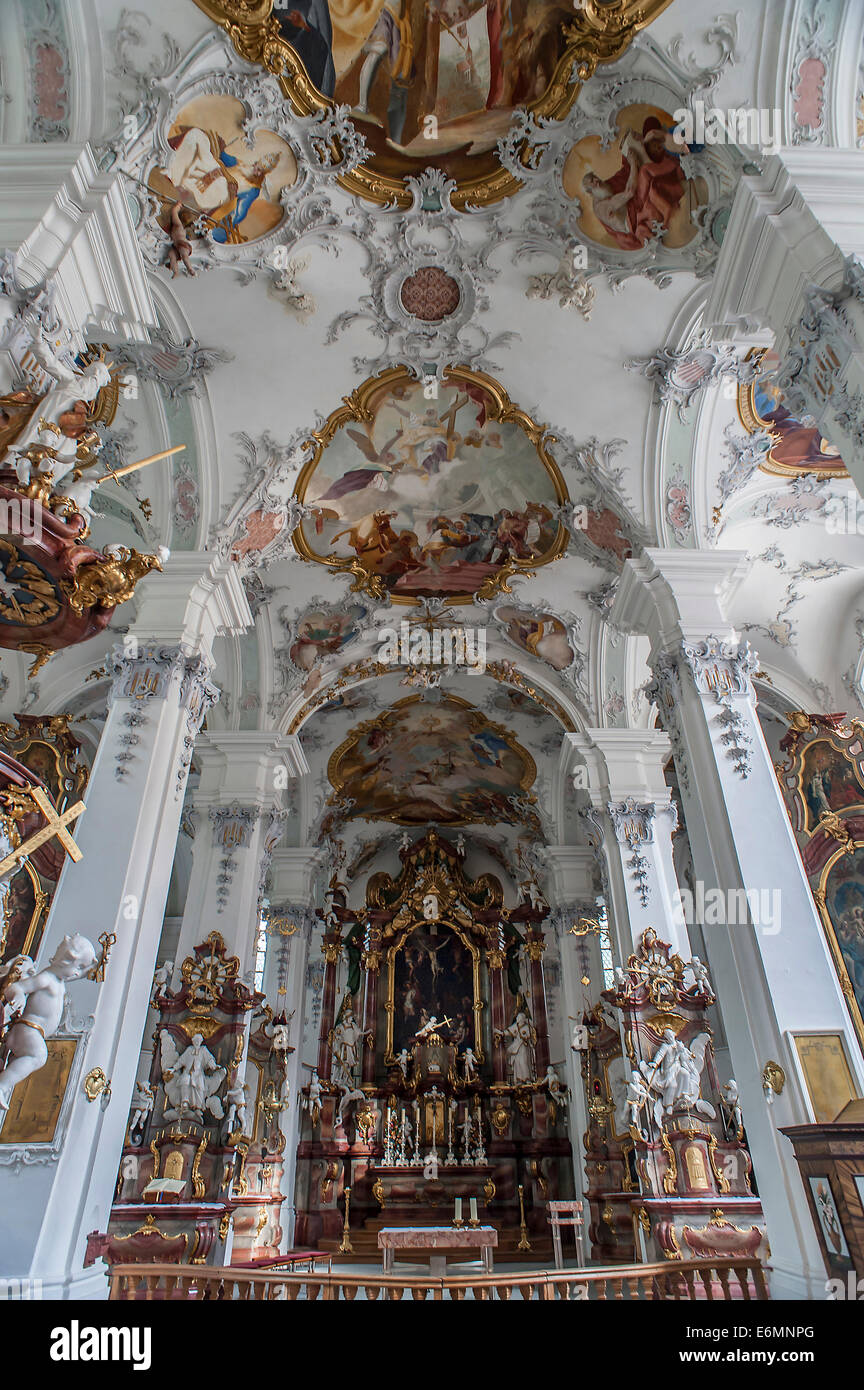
[294,831,572,1255]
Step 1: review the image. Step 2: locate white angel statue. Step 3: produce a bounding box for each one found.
[160,1030,226,1122]
[639,1029,714,1133]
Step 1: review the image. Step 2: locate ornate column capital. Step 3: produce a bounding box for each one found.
[109,639,204,705]
[606,796,678,848]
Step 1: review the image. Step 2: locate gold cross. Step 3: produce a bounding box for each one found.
[0,785,85,875]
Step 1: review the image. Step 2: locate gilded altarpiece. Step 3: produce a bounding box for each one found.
[294,830,573,1256]
[87,934,270,1273]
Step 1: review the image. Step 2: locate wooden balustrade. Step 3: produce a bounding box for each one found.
[108,1257,769,1302]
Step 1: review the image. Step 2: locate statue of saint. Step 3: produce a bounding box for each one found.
[639,1028,715,1132]
[160,1030,226,1122]
[502,1009,536,1084]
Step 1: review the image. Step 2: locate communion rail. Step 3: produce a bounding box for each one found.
[108,1257,769,1302]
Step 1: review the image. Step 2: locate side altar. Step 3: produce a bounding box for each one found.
[294,831,573,1258]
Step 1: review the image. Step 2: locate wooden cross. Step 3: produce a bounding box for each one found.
[0,784,85,875]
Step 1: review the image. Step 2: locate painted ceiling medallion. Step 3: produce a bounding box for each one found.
[399,266,461,321]
[192,0,675,209]
[293,365,568,603]
[326,693,537,826]
[736,349,849,480]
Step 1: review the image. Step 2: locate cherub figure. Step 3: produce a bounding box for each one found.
[165,203,196,278]
[0,933,97,1111]
[225,1079,249,1136]
[625,1069,651,1140]
[396,1047,411,1079]
[544,1065,567,1107]
[151,959,173,1004]
[128,1080,154,1139]
[462,1046,478,1082]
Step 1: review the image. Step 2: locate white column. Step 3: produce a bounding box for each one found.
[171,732,307,984]
[0,554,250,1296]
[569,730,687,960]
[614,547,864,1299]
[265,848,319,1248]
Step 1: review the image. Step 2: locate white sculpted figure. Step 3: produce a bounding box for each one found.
[462,1047,478,1082]
[0,934,96,1111]
[520,878,547,911]
[331,1005,363,1086]
[544,1065,567,1107]
[503,1010,536,1084]
[225,1080,249,1136]
[396,1047,411,1079]
[625,1069,651,1140]
[151,959,173,1003]
[422,892,440,922]
[687,955,715,1001]
[306,1070,324,1122]
[12,360,111,486]
[640,1029,714,1132]
[414,1014,439,1041]
[160,1030,226,1122]
[129,1080,154,1137]
[721,1078,744,1138]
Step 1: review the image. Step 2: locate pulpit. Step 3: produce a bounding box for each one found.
[781,1099,864,1277]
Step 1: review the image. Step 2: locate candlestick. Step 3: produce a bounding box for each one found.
[453,1196,463,1228]
[469,1196,478,1227]
[339,1185,354,1253]
[517,1184,531,1252]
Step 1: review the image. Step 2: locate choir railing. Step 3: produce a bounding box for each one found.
[108,1257,769,1302]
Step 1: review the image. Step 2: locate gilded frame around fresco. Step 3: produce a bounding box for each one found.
[292,364,569,605]
[191,0,674,209]
[383,916,484,1065]
[326,691,537,826]
[736,349,848,480]
[815,841,864,1056]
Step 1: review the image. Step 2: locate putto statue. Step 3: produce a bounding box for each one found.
[160,1031,226,1122]
[225,1079,249,1136]
[128,1080,154,1140]
[0,933,97,1111]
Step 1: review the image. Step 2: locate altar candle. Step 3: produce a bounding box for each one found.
[469,1197,478,1223]
[454,1198,462,1222]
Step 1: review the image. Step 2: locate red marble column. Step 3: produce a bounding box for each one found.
[485,926,508,1084]
[317,929,342,1080]
[525,929,550,1074]
[360,915,383,1087]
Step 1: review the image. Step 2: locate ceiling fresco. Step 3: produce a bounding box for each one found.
[736,349,849,480]
[325,692,538,826]
[191,0,675,207]
[149,93,299,247]
[563,102,706,252]
[293,365,567,602]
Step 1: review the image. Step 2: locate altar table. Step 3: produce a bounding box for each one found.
[378,1226,497,1275]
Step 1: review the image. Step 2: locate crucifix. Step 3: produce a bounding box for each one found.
[0,784,85,876]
